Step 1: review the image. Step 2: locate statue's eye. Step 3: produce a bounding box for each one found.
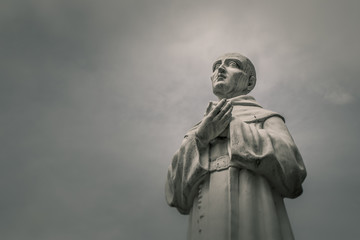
[213,63,221,71]
[229,61,239,68]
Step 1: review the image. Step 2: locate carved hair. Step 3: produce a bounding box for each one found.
[243,58,256,80]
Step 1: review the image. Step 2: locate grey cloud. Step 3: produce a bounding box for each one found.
[1,0,359,239]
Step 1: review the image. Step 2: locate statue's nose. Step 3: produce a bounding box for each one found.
[218,65,226,73]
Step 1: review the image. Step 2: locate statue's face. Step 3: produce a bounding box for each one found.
[211,54,251,99]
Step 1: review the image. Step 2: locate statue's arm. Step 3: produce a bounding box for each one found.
[165,132,209,214]
[263,116,307,197]
[165,99,233,213]
[230,116,307,198]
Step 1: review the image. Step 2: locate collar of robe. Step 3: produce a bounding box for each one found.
[205,95,284,123]
[187,95,285,135]
[210,95,262,108]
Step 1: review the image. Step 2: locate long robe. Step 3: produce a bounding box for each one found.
[165,95,306,240]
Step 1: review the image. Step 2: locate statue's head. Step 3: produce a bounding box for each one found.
[211,53,256,99]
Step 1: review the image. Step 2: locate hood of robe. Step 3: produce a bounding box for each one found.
[187,95,284,135]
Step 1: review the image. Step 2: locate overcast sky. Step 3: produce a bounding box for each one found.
[1,0,360,239]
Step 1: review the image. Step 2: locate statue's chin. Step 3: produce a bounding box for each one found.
[212,82,227,92]
[212,87,227,99]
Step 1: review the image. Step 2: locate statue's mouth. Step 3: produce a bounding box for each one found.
[216,74,226,81]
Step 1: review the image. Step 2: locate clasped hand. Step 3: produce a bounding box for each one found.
[195,99,233,146]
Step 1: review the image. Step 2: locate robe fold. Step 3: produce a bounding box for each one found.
[165,95,306,240]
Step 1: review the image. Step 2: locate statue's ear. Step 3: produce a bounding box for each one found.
[247,75,256,92]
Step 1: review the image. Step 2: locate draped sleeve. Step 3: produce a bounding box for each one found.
[165,128,209,214]
[229,116,306,198]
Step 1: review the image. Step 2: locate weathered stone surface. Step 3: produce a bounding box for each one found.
[165,53,306,240]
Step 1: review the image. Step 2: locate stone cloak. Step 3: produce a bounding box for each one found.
[165,95,306,240]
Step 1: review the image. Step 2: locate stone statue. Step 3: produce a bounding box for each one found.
[165,53,307,240]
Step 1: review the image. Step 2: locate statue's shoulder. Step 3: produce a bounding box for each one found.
[231,96,285,123]
[241,106,285,124]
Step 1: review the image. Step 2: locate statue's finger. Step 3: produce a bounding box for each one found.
[204,102,213,116]
[213,102,232,121]
[219,107,233,122]
[209,99,227,118]
[222,102,232,113]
